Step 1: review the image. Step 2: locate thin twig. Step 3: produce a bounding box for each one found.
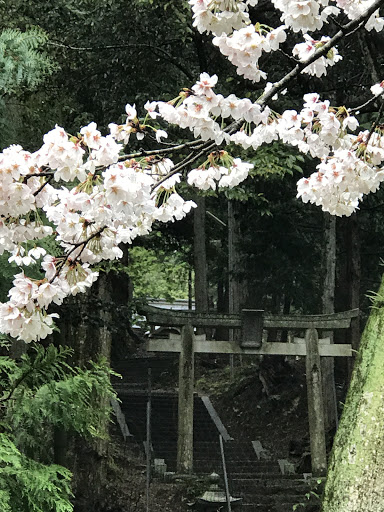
[51,226,107,282]
[23,171,55,180]
[150,140,218,192]
[32,174,54,197]
[118,138,205,160]
[349,94,380,113]
[49,41,194,81]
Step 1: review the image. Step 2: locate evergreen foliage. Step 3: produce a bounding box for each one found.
[0,26,56,149]
[0,256,18,303]
[0,344,116,512]
[0,435,73,512]
[0,27,55,94]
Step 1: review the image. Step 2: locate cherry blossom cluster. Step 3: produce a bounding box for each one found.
[337,0,384,31]
[276,93,359,157]
[371,80,384,96]
[271,0,341,33]
[189,0,259,36]
[157,71,380,220]
[187,151,254,189]
[0,119,198,342]
[153,72,275,145]
[212,24,287,82]
[297,132,384,216]
[1,0,384,343]
[0,264,98,343]
[192,0,383,88]
[292,35,342,77]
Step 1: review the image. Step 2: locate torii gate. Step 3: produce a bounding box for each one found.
[141,305,358,476]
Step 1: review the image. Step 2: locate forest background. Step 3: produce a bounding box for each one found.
[0,1,384,511]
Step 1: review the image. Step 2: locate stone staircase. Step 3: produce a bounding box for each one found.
[112,354,178,391]
[117,390,223,473]
[113,357,315,512]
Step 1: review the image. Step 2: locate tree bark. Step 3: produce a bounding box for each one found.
[347,214,361,355]
[322,275,384,511]
[194,196,208,315]
[228,200,242,318]
[228,200,242,370]
[54,274,113,494]
[194,196,209,340]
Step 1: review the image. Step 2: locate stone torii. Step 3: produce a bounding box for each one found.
[141,306,358,476]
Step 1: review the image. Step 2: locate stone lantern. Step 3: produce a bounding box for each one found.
[193,473,242,511]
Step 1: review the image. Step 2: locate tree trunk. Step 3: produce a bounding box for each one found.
[177,325,195,474]
[55,274,113,500]
[228,200,242,318]
[110,244,134,360]
[321,213,337,431]
[347,214,361,355]
[194,196,208,315]
[194,196,209,339]
[228,200,242,370]
[306,328,327,476]
[322,275,384,512]
[338,215,361,378]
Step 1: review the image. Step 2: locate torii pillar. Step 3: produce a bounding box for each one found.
[177,324,195,474]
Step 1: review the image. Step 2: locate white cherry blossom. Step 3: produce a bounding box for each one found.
[0,0,383,343]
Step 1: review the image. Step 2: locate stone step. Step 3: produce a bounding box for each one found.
[240,503,300,512]
[114,375,309,511]
[235,486,307,496]
[231,478,311,493]
[227,462,277,471]
[228,471,299,478]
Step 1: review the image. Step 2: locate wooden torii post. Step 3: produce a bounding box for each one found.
[141,306,358,476]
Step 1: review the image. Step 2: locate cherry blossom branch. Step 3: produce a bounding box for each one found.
[258,0,384,107]
[32,174,54,197]
[52,227,107,282]
[23,171,56,179]
[349,94,382,114]
[118,138,205,160]
[150,0,384,188]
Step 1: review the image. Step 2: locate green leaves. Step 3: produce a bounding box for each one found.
[5,349,116,453]
[0,434,73,512]
[129,246,191,301]
[0,26,57,148]
[247,142,306,180]
[0,345,116,511]
[0,27,56,94]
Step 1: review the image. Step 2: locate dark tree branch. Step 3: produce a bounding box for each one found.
[50,41,194,81]
[118,138,205,160]
[349,94,380,113]
[52,227,107,282]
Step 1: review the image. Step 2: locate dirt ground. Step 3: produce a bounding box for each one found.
[196,354,342,466]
